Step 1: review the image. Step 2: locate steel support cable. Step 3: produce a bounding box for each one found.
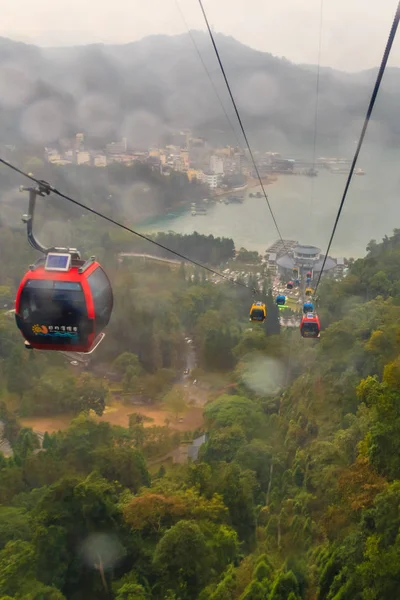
[310,0,324,219]
[175,0,243,149]
[197,0,293,261]
[0,157,259,294]
[314,0,400,295]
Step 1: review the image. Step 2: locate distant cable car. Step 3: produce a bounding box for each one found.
[249,301,267,322]
[300,313,320,338]
[303,301,314,314]
[15,185,113,353]
[276,294,286,306]
[287,281,294,290]
[305,287,313,297]
[306,271,312,279]
[294,279,300,286]
[292,267,298,278]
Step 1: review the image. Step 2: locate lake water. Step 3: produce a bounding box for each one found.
[139,148,400,259]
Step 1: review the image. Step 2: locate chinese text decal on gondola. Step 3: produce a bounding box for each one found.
[32,324,79,340]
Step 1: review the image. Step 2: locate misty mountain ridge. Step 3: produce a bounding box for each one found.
[0,31,399,153]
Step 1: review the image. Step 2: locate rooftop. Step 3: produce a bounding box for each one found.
[294,245,321,256]
[277,254,337,271]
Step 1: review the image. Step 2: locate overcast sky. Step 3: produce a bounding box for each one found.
[1,0,400,72]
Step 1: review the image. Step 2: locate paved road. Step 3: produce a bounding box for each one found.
[119,253,181,265]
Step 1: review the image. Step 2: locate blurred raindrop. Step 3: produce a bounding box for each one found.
[81,532,125,571]
[240,354,285,395]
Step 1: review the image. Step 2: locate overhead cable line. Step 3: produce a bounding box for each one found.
[0,157,258,294]
[314,0,400,295]
[311,0,324,171]
[310,0,324,217]
[175,0,243,149]
[197,0,292,259]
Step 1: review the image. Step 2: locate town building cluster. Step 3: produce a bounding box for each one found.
[43,129,258,192]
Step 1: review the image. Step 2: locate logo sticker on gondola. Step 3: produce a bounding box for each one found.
[32,324,79,340]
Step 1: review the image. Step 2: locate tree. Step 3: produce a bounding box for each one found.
[115,583,148,600]
[209,566,237,600]
[0,467,25,505]
[13,428,40,462]
[164,385,187,420]
[0,507,30,551]
[112,570,149,600]
[92,445,150,491]
[265,290,281,336]
[202,426,247,463]
[122,366,141,394]
[202,328,238,371]
[74,374,108,415]
[213,463,257,544]
[123,489,227,534]
[240,579,269,600]
[32,474,124,594]
[17,581,66,600]
[153,520,211,599]
[0,402,20,443]
[233,330,269,359]
[269,571,299,600]
[6,349,31,398]
[0,541,36,597]
[204,395,266,440]
[235,440,273,492]
[236,248,260,263]
[113,352,143,377]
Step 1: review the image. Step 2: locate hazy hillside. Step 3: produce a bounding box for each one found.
[0,32,399,152]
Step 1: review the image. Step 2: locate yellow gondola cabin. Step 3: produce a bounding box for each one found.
[249,301,267,322]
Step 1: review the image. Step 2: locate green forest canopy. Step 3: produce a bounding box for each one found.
[2,206,400,597]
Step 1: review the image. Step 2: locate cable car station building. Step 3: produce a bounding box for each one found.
[271,242,338,279]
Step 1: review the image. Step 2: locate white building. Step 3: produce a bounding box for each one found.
[45,149,61,163]
[210,154,224,175]
[94,155,107,167]
[202,171,218,189]
[64,150,74,161]
[76,151,90,165]
[75,133,84,151]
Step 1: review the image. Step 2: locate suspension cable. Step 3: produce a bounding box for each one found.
[175,0,243,150]
[0,157,259,294]
[314,0,400,295]
[310,0,324,218]
[197,0,293,261]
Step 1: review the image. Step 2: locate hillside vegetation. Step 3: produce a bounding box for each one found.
[1,200,400,598]
[1,32,400,149]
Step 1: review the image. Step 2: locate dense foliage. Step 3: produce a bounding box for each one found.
[3,196,400,598]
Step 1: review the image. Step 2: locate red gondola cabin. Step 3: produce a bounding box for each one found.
[300,313,320,338]
[15,253,113,352]
[287,281,294,290]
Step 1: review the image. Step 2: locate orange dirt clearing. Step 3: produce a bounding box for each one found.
[20,402,204,434]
